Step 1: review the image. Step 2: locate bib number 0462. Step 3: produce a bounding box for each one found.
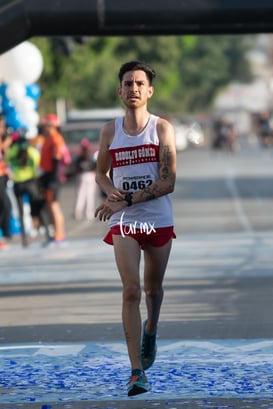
[122,179,153,191]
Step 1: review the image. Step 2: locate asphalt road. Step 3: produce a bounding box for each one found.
[1,137,273,408]
[2,139,273,340]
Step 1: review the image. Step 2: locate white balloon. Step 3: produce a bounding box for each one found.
[26,126,38,139]
[6,81,25,101]
[0,60,4,82]
[15,96,36,113]
[1,41,44,84]
[22,110,40,127]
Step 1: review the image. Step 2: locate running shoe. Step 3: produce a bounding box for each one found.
[141,320,157,370]
[42,237,67,247]
[127,369,150,396]
[54,237,67,246]
[41,238,54,247]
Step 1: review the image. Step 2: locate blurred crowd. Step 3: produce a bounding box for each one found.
[211,110,273,153]
[211,117,237,153]
[253,110,273,148]
[0,113,97,250]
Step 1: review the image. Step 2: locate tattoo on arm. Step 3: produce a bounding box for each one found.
[141,182,159,201]
[139,145,174,201]
[160,145,171,181]
[143,189,156,201]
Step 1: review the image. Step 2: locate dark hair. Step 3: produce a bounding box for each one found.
[118,60,156,85]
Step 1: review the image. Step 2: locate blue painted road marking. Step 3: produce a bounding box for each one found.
[1,340,273,404]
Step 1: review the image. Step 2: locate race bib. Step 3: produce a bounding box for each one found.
[121,174,154,191]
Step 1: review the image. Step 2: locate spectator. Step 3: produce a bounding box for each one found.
[73,138,97,221]
[212,117,236,152]
[7,129,51,247]
[0,179,11,249]
[0,115,12,249]
[257,111,272,148]
[39,114,66,244]
[29,124,46,152]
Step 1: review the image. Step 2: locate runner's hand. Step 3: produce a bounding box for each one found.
[95,198,126,221]
[107,189,127,202]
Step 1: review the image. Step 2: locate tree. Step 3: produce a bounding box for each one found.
[31,34,253,116]
[174,35,253,114]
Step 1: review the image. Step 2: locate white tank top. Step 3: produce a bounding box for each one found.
[108,114,174,229]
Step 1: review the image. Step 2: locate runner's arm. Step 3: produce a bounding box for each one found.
[95,121,125,200]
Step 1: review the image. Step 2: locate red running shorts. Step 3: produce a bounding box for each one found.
[104,225,176,250]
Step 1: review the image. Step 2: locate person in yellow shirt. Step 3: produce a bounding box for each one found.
[7,130,51,247]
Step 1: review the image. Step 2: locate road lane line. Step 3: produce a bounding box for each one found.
[225,166,253,233]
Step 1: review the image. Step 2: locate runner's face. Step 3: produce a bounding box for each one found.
[118,70,154,108]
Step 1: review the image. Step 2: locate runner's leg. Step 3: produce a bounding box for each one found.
[143,239,172,334]
[112,234,142,370]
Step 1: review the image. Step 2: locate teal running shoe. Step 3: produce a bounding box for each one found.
[127,369,150,396]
